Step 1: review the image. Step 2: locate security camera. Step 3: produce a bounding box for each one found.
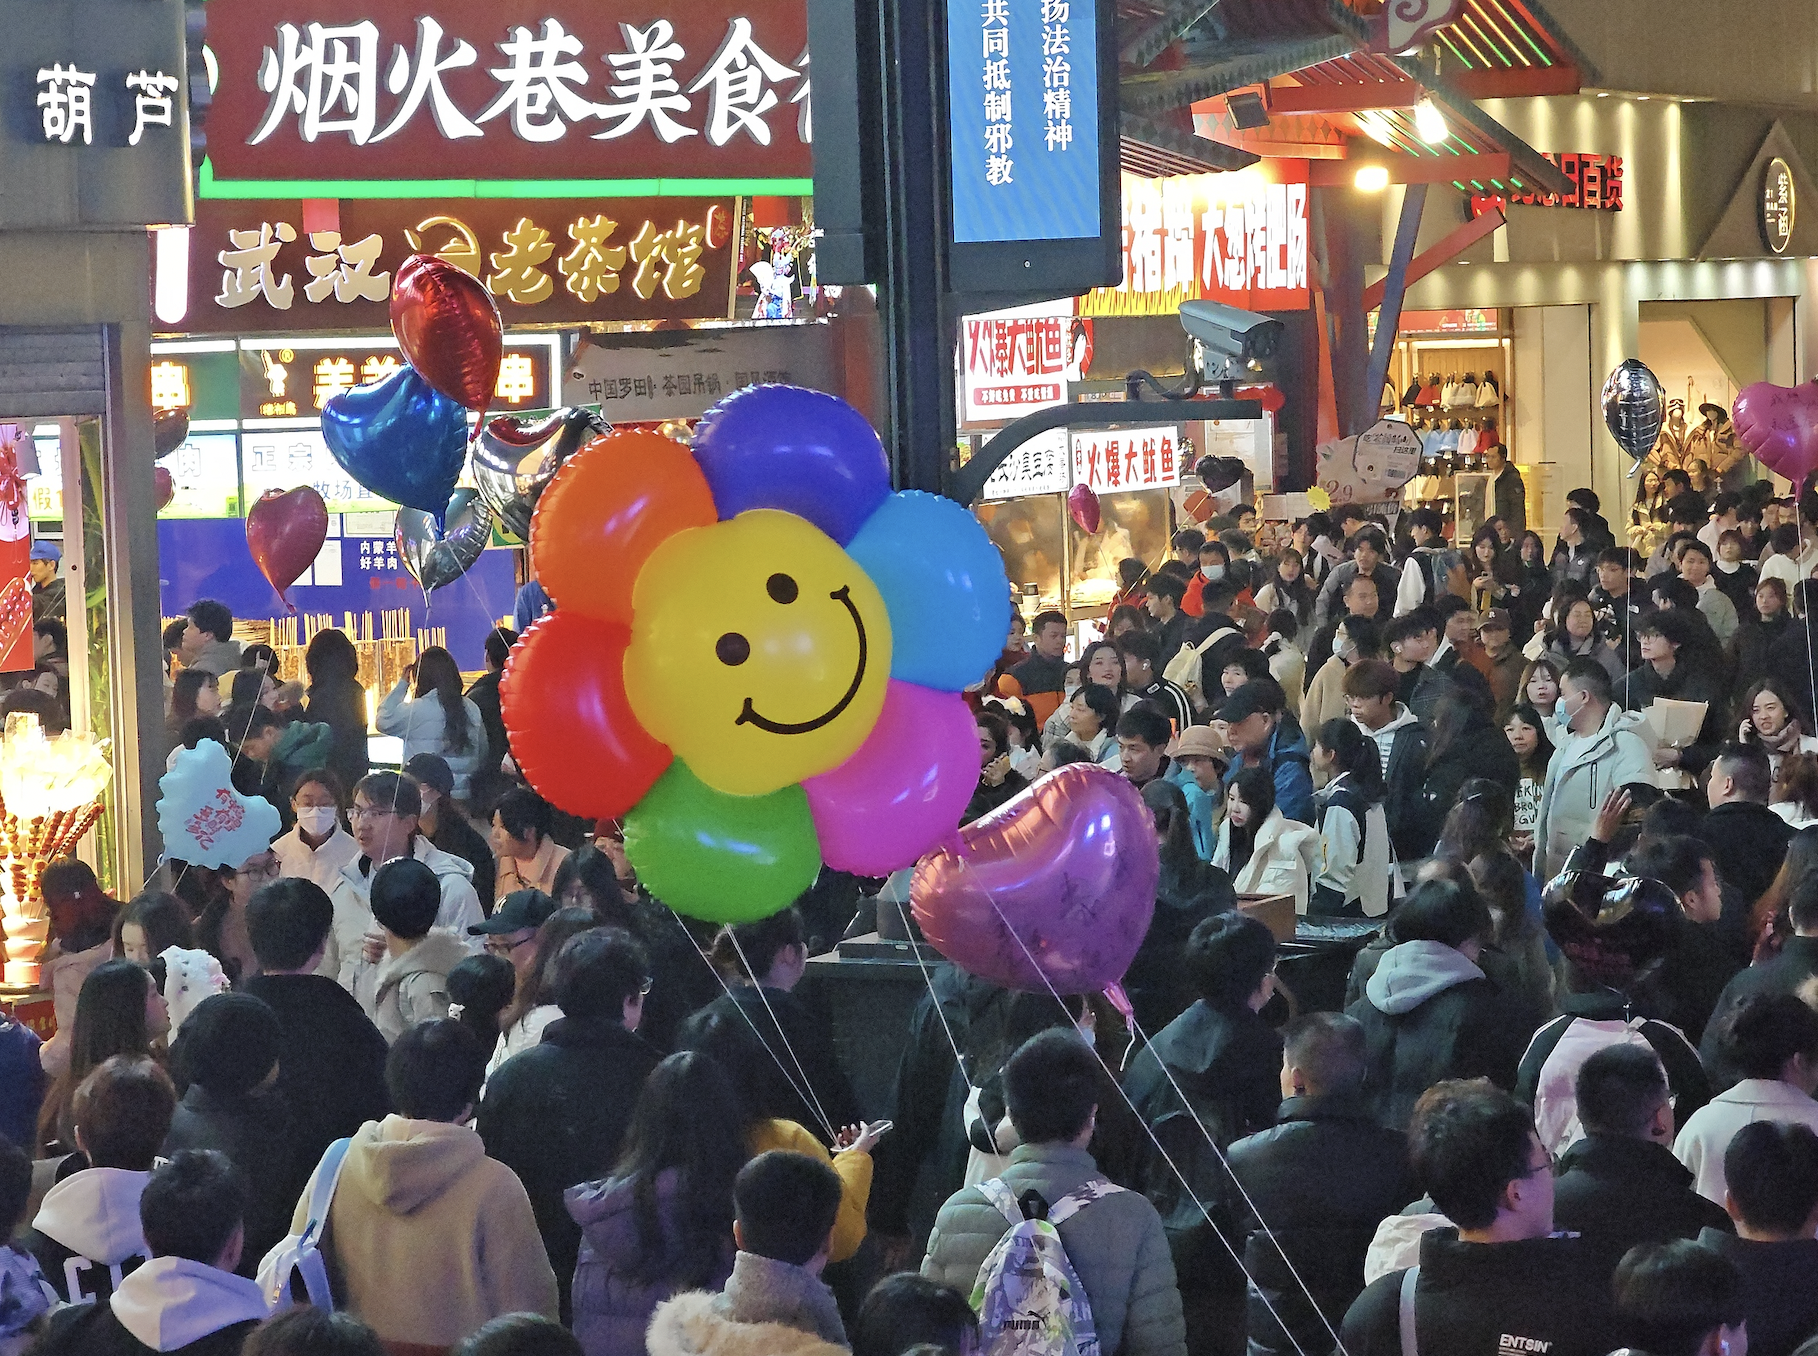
[1179,300,1284,365]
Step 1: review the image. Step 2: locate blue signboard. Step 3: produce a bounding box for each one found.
[948,0,1101,244]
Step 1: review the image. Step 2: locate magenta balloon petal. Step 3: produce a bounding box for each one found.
[803,681,978,876]
[1734,381,1818,482]
[911,764,1159,995]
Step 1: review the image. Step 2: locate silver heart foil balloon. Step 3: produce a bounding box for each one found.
[396,487,493,596]
[1601,359,1665,462]
[473,406,607,540]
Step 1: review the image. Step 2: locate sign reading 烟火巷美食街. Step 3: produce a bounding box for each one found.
[0,0,189,228]
[947,0,1102,244]
[180,198,741,333]
[202,0,810,186]
[561,323,840,421]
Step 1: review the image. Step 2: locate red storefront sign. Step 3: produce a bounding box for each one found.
[204,0,811,182]
[181,196,740,333]
[1467,152,1624,218]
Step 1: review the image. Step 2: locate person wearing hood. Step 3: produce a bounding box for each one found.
[177,600,242,678]
[292,1019,557,1347]
[648,1151,850,1356]
[350,858,466,1044]
[1347,878,1526,1129]
[1123,780,1236,1034]
[1697,1121,1818,1356]
[1338,1081,1623,1356]
[30,1150,269,1356]
[1124,914,1280,1355]
[322,771,483,991]
[161,994,294,1276]
[479,928,662,1324]
[1342,660,1432,864]
[22,1055,175,1306]
[1218,678,1314,825]
[1534,659,1656,879]
[1548,1045,1731,1254]
[1211,767,1321,912]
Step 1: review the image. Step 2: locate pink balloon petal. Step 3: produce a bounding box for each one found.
[802,681,979,877]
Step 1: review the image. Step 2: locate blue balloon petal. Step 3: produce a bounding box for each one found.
[321,365,469,516]
[690,386,890,545]
[846,491,1012,692]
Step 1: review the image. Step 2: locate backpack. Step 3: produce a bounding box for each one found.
[970,1177,1126,1356]
[1527,1016,1669,1155]
[256,1137,351,1310]
[1164,623,1237,711]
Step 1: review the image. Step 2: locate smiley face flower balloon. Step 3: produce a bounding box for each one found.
[501,386,1012,924]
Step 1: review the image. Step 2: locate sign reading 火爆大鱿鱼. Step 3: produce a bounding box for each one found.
[1071,426,1180,495]
[960,300,1092,426]
[1080,169,1311,318]
[204,0,810,184]
[180,198,740,333]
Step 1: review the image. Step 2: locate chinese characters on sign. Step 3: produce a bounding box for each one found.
[560,321,839,420]
[1070,426,1180,495]
[205,0,810,181]
[960,300,1090,426]
[1763,157,1795,256]
[1081,171,1311,318]
[979,427,1069,502]
[1465,153,1624,219]
[34,64,179,147]
[948,0,1100,242]
[242,430,389,514]
[240,342,550,419]
[184,198,739,333]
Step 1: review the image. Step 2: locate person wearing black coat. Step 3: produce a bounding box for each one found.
[1620,610,1728,778]
[1410,694,1521,858]
[1697,1121,1818,1356]
[1346,880,1528,1129]
[301,629,369,794]
[1701,927,1818,1087]
[161,994,297,1278]
[238,880,389,1214]
[1696,745,1794,915]
[1548,1045,1731,1254]
[1124,780,1237,1035]
[1734,587,1793,693]
[1224,1014,1418,1356]
[476,930,663,1324]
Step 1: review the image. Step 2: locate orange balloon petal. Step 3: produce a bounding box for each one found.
[530,431,718,624]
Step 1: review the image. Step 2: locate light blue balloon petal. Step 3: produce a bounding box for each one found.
[846,491,1012,692]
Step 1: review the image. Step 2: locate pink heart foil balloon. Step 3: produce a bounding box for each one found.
[1734,380,1818,483]
[1068,483,1101,534]
[911,763,1159,995]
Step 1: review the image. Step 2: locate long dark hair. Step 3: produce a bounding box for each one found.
[1225,765,1276,870]
[1076,639,1126,697]
[413,647,474,755]
[1264,549,1316,624]
[1426,693,1476,771]
[110,891,194,961]
[38,959,156,1151]
[611,1051,750,1286]
[1315,718,1384,803]
[305,628,359,690]
[1506,703,1555,781]
[1438,778,1513,862]
[552,845,633,929]
[170,669,217,724]
[499,907,600,1034]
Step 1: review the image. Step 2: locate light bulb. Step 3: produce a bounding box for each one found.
[1355,165,1390,192]
[1414,98,1449,145]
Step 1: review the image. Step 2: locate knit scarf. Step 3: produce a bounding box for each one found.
[1758,720,1804,759]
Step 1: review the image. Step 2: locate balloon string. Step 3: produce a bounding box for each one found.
[726,928,840,1142]
[959,856,1342,1356]
[890,896,977,1093]
[667,908,841,1144]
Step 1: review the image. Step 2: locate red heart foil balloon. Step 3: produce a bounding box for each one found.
[911,763,1159,995]
[390,253,504,416]
[154,466,174,511]
[0,576,32,659]
[1068,483,1101,534]
[1734,381,1818,484]
[245,487,329,612]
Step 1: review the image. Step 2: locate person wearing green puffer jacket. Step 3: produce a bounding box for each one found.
[920,1030,1186,1356]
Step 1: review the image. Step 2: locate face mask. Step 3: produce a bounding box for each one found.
[295,805,338,836]
[1201,565,1226,582]
[1335,637,1356,661]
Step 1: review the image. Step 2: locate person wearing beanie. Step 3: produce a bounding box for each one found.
[351,858,465,1044]
[162,993,293,1275]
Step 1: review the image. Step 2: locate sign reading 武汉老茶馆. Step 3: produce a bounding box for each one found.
[0,0,189,229]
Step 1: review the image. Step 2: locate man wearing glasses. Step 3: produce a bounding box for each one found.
[470,888,559,985]
[321,770,484,991]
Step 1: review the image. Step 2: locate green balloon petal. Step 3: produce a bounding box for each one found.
[624,760,822,924]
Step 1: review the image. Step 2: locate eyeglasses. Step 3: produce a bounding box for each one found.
[237,858,280,883]
[349,804,398,824]
[483,934,537,958]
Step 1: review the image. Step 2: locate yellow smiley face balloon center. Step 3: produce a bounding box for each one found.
[624,509,893,797]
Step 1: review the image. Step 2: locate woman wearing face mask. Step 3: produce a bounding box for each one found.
[1182,540,1239,617]
[1301,615,1383,739]
[272,769,359,893]
[1739,678,1818,780]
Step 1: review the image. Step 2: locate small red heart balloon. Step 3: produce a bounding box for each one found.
[1068,483,1101,533]
[390,254,503,416]
[154,466,174,510]
[245,487,328,612]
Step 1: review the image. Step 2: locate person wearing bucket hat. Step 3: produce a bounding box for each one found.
[1171,725,1228,862]
[163,992,293,1274]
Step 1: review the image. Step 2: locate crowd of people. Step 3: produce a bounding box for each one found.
[6,473,1818,1354]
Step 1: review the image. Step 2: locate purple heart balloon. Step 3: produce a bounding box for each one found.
[911,763,1159,995]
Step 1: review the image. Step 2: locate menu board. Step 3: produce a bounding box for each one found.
[240,429,395,516]
[28,431,240,520]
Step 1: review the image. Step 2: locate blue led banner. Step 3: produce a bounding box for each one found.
[948,0,1101,244]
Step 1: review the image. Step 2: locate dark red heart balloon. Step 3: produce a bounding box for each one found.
[154,466,174,510]
[1068,483,1101,533]
[153,408,189,460]
[390,253,503,416]
[245,487,328,612]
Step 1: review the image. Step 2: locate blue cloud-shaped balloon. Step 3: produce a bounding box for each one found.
[157,743,281,869]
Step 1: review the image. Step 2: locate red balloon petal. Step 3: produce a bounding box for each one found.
[390,254,503,416]
[501,612,672,819]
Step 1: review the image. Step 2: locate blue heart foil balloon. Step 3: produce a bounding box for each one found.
[321,365,469,516]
